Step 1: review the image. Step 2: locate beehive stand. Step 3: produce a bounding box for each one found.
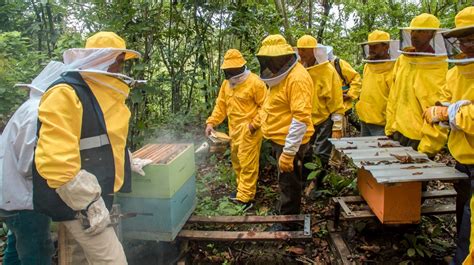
[178,214,312,241]
[329,136,467,226]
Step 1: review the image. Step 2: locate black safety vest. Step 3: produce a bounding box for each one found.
[32,71,131,222]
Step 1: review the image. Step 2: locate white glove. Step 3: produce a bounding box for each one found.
[78,197,111,235]
[131,158,153,176]
[56,170,110,235]
[447,100,472,130]
[331,113,344,131]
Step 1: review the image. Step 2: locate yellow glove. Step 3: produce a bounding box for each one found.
[278,152,295,173]
[423,106,448,124]
[332,130,343,139]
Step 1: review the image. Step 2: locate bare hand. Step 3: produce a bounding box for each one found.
[205,124,214,137]
[248,123,256,134]
[343,94,352,101]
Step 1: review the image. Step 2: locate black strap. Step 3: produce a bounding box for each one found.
[60,72,108,134]
[334,57,348,86]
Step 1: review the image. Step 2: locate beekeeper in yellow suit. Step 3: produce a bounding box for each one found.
[296,35,343,188]
[206,49,266,210]
[385,13,448,155]
[422,7,474,265]
[356,30,399,136]
[327,47,362,134]
[33,32,146,265]
[257,34,314,230]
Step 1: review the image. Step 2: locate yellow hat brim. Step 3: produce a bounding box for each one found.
[442,25,474,38]
[359,40,393,45]
[296,45,317,49]
[399,27,443,31]
[220,58,247,69]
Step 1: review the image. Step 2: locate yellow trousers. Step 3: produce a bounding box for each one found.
[230,126,263,203]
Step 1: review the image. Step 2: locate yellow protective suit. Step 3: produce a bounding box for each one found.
[35,74,131,192]
[260,63,314,145]
[306,61,344,125]
[444,64,474,265]
[385,54,449,156]
[442,63,474,164]
[355,61,395,126]
[206,72,266,202]
[331,58,362,112]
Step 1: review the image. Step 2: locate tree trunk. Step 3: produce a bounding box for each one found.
[317,0,332,43]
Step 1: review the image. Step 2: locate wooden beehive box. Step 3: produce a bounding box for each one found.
[116,143,196,241]
[120,143,195,198]
[357,169,421,224]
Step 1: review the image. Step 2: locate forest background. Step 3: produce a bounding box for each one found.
[1,0,473,148]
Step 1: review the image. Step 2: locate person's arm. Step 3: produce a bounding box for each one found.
[417,73,448,156]
[384,60,400,136]
[342,60,362,101]
[327,70,344,115]
[451,104,474,135]
[14,102,40,177]
[35,84,83,188]
[250,78,267,130]
[283,78,313,155]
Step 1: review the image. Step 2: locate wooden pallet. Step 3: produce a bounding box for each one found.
[177,214,312,241]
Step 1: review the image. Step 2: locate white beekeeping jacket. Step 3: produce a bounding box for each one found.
[0,61,65,211]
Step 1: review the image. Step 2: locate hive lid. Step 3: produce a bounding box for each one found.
[330,137,468,183]
[133,143,192,165]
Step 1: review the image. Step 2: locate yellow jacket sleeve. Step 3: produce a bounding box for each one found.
[289,78,313,127]
[250,79,267,129]
[418,123,448,156]
[35,84,83,188]
[416,77,448,156]
[455,105,474,136]
[206,82,227,126]
[341,60,362,100]
[328,70,344,115]
[384,60,400,136]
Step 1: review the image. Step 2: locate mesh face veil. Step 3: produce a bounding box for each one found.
[361,40,400,62]
[14,61,66,97]
[62,48,145,93]
[442,28,474,64]
[399,29,447,56]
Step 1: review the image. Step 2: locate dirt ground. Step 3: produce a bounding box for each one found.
[182,145,459,265]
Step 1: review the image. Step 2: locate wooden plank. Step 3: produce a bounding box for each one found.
[351,152,427,163]
[422,190,457,198]
[58,223,68,265]
[328,231,354,265]
[334,196,365,203]
[187,214,306,224]
[335,197,354,216]
[177,230,311,241]
[343,147,415,156]
[421,204,456,215]
[340,204,456,221]
[341,210,374,220]
[361,162,444,170]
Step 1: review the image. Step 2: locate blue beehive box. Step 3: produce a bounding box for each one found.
[116,175,196,241]
[116,144,196,241]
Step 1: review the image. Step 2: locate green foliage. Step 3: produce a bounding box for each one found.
[260,139,276,167]
[0,32,46,126]
[305,156,323,181]
[322,171,356,196]
[401,233,433,258]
